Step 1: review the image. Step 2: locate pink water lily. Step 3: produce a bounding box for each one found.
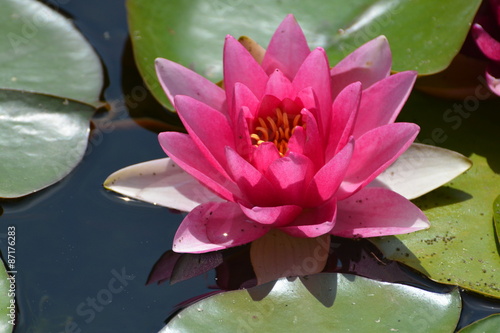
[470,0,500,95]
[148,15,430,254]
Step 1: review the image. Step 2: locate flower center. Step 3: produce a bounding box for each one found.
[250,108,303,156]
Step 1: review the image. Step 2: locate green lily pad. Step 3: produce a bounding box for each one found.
[0,0,103,107]
[0,0,104,198]
[371,92,500,298]
[0,90,94,198]
[494,195,500,242]
[0,261,14,333]
[160,273,461,333]
[127,0,480,110]
[457,314,500,333]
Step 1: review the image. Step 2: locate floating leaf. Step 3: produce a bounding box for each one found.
[0,261,14,333]
[0,0,103,106]
[160,273,461,333]
[457,314,500,333]
[0,0,103,198]
[372,92,500,298]
[0,90,93,198]
[494,195,500,243]
[415,54,489,100]
[127,0,481,110]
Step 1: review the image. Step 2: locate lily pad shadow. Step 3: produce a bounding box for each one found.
[247,279,277,301]
[412,186,472,211]
[300,274,337,307]
[369,236,442,291]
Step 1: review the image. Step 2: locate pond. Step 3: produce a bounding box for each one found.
[1,0,500,332]
[2,0,212,332]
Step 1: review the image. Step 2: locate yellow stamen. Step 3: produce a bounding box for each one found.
[282,112,289,129]
[276,108,283,125]
[278,127,285,141]
[258,117,267,130]
[250,133,261,142]
[256,126,269,141]
[267,116,277,134]
[250,108,304,156]
[284,127,290,140]
[292,114,301,128]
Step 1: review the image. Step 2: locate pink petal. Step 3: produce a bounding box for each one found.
[287,126,306,155]
[225,146,280,207]
[332,187,429,237]
[158,132,240,202]
[155,58,226,113]
[486,64,500,95]
[233,83,260,121]
[263,69,295,101]
[233,106,254,160]
[325,82,361,160]
[239,204,303,227]
[338,123,419,198]
[205,203,270,246]
[306,139,354,206]
[174,95,235,170]
[279,198,337,237]
[173,202,269,253]
[298,108,324,167]
[472,23,500,61]
[330,36,392,98]
[255,94,282,119]
[261,14,311,79]
[251,142,281,174]
[352,71,417,138]
[265,152,315,205]
[224,35,268,111]
[295,86,317,112]
[292,48,332,133]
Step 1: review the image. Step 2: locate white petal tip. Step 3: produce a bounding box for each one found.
[374,143,473,200]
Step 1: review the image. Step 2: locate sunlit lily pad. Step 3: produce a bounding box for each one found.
[0,261,14,333]
[127,0,480,110]
[160,273,461,333]
[0,0,103,107]
[372,92,500,298]
[0,90,94,198]
[457,314,500,333]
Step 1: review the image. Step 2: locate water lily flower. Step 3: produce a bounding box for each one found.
[470,0,500,95]
[104,15,471,256]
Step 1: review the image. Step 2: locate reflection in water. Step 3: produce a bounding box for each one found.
[148,236,448,292]
[150,236,500,329]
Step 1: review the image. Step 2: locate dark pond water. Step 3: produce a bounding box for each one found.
[1,0,499,332]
